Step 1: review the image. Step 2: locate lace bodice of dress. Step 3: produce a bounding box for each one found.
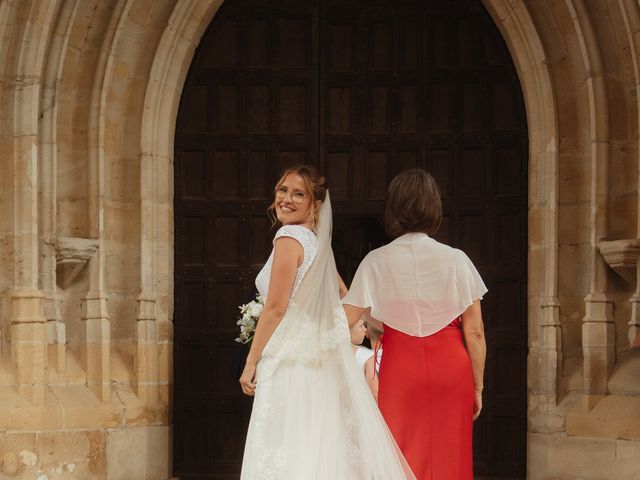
[255,225,318,299]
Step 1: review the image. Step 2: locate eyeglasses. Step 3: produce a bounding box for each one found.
[275,186,308,204]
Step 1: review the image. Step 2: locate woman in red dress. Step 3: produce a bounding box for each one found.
[343,169,487,480]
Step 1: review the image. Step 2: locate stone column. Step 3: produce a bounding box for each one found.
[135,147,160,406]
[582,293,615,401]
[539,300,562,400]
[81,283,110,401]
[43,244,65,376]
[81,185,110,400]
[534,137,563,404]
[10,290,47,404]
[11,130,47,404]
[40,150,64,377]
[10,11,51,403]
[629,262,640,347]
[80,0,129,404]
[136,296,159,406]
[526,135,563,431]
[570,0,615,404]
[582,141,614,406]
[38,0,79,378]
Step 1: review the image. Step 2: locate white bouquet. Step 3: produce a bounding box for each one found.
[235,294,265,344]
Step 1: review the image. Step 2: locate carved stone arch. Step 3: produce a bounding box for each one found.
[8,0,62,404]
[141,0,560,477]
[482,0,561,403]
[136,0,224,406]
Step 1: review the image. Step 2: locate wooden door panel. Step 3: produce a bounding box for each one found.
[457,211,487,263]
[175,2,318,478]
[492,279,524,332]
[493,212,524,263]
[324,150,352,200]
[178,216,206,266]
[178,151,208,200]
[249,215,272,266]
[363,150,389,200]
[326,86,354,135]
[485,416,524,474]
[327,24,355,71]
[181,86,209,132]
[276,17,312,67]
[175,1,527,478]
[201,18,241,68]
[428,148,453,198]
[277,84,309,133]
[177,280,209,331]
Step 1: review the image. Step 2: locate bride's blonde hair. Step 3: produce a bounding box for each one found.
[268,165,328,228]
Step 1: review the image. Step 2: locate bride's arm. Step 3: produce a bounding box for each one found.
[239,237,302,396]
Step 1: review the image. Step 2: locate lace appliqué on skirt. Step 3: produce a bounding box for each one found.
[246,400,288,480]
[257,302,350,382]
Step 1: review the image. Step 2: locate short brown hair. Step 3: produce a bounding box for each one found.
[267,165,328,227]
[384,168,442,238]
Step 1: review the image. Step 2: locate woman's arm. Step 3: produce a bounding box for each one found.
[461,300,486,420]
[239,237,302,396]
[343,304,368,329]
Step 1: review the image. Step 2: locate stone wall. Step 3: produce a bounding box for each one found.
[485,1,640,478]
[0,0,224,478]
[0,0,638,478]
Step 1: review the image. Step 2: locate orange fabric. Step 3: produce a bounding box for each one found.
[378,320,473,480]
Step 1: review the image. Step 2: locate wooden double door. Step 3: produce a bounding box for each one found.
[174,0,528,478]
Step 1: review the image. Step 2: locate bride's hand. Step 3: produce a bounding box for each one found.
[239,364,257,396]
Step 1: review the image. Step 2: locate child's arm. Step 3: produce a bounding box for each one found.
[337,273,348,299]
[364,356,379,400]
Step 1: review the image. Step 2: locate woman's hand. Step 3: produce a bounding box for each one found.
[239,364,257,396]
[473,389,483,420]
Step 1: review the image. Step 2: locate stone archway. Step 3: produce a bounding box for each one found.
[482,0,562,429]
[140,0,559,478]
[6,0,640,478]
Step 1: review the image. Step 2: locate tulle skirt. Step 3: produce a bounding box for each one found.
[241,309,414,480]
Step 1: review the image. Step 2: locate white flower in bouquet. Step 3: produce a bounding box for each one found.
[247,300,264,317]
[235,294,265,344]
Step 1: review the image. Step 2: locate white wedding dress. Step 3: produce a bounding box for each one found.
[240,194,414,480]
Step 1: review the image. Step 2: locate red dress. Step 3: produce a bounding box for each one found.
[377,319,474,480]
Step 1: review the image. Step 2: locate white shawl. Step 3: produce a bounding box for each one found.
[342,232,487,337]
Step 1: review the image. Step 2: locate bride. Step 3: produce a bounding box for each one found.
[239,165,414,479]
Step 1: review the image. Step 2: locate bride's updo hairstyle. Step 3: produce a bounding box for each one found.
[384,168,442,238]
[268,164,328,228]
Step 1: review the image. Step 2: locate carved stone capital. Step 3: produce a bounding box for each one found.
[137,294,157,322]
[54,237,99,265]
[54,237,101,289]
[598,238,640,284]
